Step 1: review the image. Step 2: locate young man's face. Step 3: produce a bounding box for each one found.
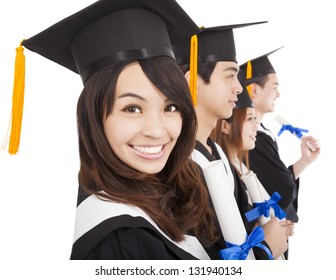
[197,61,243,120]
[252,73,280,115]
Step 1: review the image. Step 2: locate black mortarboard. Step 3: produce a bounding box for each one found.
[173,22,267,65]
[21,0,201,84]
[238,47,283,84]
[235,83,253,109]
[7,0,201,155]
[172,22,266,108]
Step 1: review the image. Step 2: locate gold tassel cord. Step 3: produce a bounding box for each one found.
[8,43,25,155]
[246,60,252,97]
[189,34,198,106]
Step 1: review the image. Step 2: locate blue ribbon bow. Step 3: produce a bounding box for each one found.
[219,226,273,260]
[245,192,287,222]
[277,124,309,139]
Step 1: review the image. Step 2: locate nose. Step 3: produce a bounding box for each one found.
[235,79,243,95]
[141,113,167,138]
[253,122,258,131]
[253,119,259,131]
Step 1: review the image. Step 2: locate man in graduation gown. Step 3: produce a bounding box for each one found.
[173,23,289,260]
[239,48,321,258]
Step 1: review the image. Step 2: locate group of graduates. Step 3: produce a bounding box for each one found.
[12,0,320,260]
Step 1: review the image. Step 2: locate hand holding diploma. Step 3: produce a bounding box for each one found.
[275,114,317,151]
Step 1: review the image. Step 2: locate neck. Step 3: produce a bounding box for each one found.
[232,157,242,172]
[196,129,211,154]
[255,110,264,124]
[195,108,218,154]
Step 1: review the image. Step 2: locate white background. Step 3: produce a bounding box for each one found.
[0,0,333,279]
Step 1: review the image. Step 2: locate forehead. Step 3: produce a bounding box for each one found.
[246,107,255,114]
[215,61,239,72]
[266,73,279,85]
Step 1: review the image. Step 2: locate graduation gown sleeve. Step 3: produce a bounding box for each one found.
[248,131,300,222]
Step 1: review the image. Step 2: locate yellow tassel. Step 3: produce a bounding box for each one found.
[8,43,25,155]
[189,34,198,106]
[246,60,252,97]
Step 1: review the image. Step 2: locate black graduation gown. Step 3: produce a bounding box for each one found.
[194,139,272,260]
[248,125,299,222]
[70,189,209,260]
[230,167,255,232]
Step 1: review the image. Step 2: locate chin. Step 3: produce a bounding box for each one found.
[247,143,255,149]
[132,162,166,175]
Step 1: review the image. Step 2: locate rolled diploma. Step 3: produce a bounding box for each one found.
[274,114,316,151]
[241,170,285,260]
[202,160,255,260]
[241,170,273,225]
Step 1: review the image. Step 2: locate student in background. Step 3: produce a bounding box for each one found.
[239,49,320,258]
[210,84,293,259]
[173,23,288,259]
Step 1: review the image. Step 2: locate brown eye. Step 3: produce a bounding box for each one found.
[124,106,141,113]
[165,104,178,112]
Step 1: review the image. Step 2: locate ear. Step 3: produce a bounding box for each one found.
[221,120,231,135]
[249,83,258,99]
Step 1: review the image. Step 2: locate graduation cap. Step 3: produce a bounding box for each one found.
[6,0,201,155]
[173,22,266,107]
[173,21,268,65]
[235,83,253,109]
[22,0,200,83]
[238,47,284,84]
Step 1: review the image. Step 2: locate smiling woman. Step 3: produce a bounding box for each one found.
[103,62,182,174]
[2,0,220,260]
[74,55,218,260]
[1,0,334,276]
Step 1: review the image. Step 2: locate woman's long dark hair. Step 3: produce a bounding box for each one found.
[210,108,249,174]
[77,56,218,245]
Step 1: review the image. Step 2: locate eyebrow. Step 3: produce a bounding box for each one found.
[224,66,239,73]
[118,92,170,103]
[118,92,146,101]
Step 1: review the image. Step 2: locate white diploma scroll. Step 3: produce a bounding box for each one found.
[241,170,273,225]
[202,160,255,260]
[275,114,316,151]
[241,170,285,260]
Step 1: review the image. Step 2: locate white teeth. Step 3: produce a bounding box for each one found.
[132,145,163,154]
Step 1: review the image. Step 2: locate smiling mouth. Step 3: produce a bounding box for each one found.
[131,145,164,155]
[230,100,236,107]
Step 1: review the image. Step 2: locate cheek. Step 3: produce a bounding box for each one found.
[209,78,226,95]
[167,117,183,139]
[243,125,251,137]
[243,129,249,141]
[104,117,132,149]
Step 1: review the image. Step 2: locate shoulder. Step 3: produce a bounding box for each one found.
[70,195,207,260]
[73,215,193,260]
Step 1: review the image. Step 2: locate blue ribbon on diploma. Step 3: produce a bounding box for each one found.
[245,192,287,222]
[277,124,309,138]
[219,226,273,260]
